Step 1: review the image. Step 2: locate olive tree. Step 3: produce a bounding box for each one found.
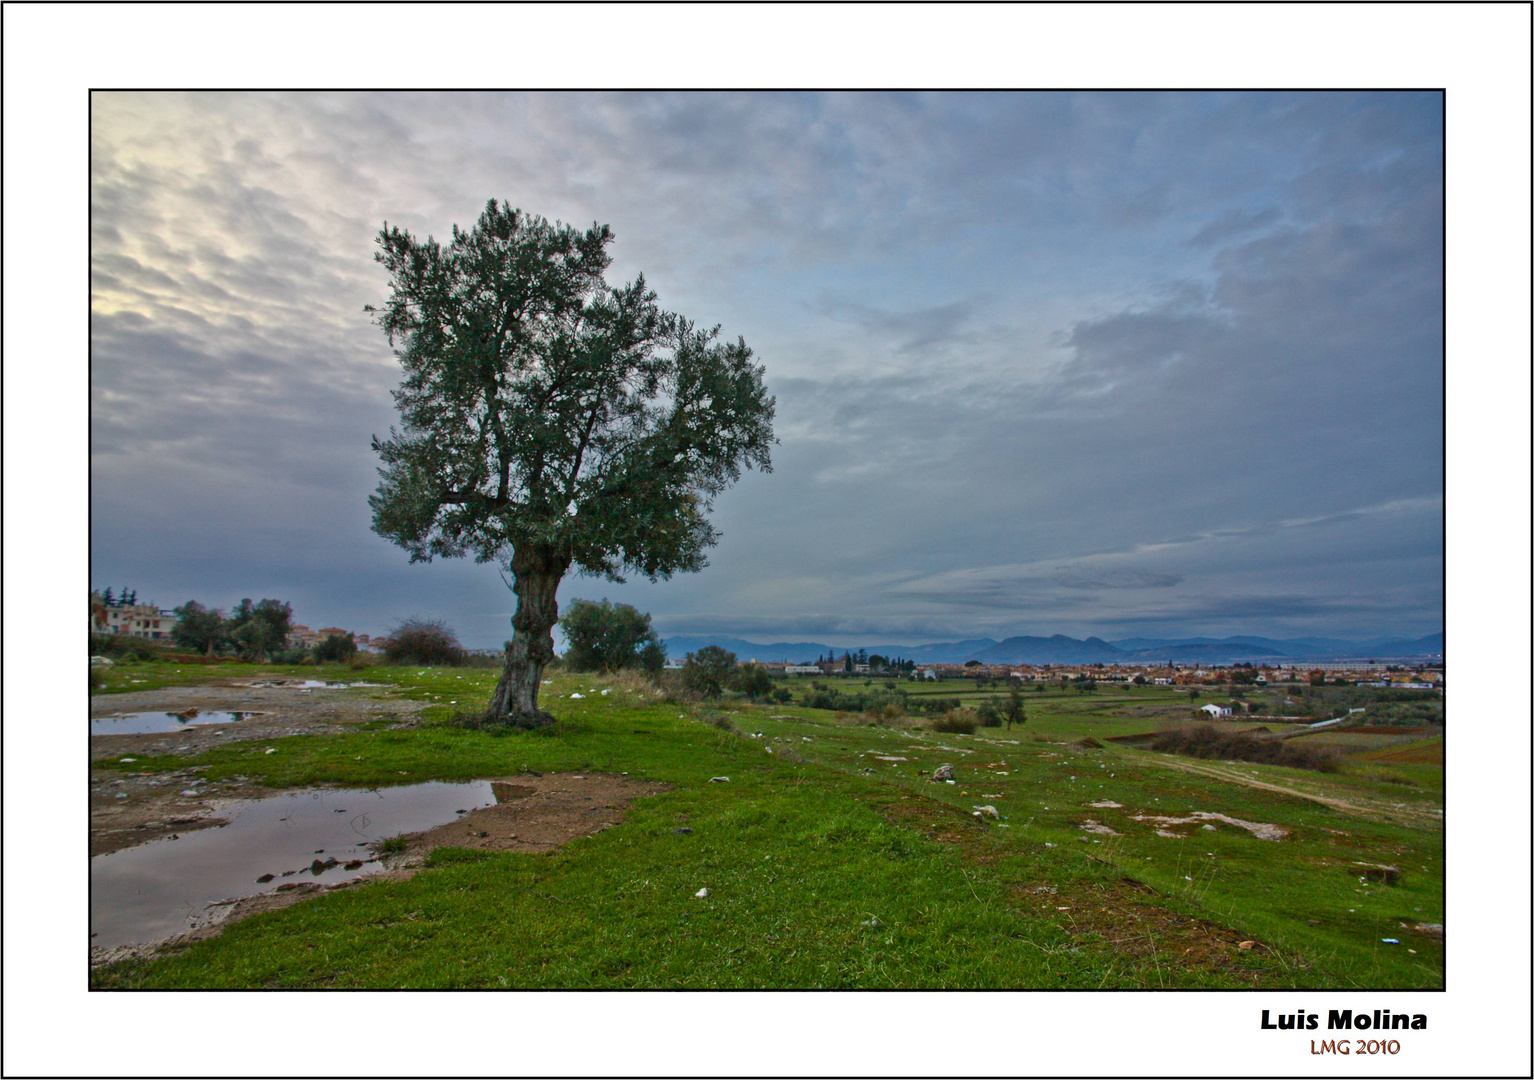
[560,598,665,674]
[368,200,774,726]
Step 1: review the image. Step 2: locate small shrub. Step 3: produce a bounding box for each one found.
[384,618,466,666]
[313,632,358,664]
[930,709,979,735]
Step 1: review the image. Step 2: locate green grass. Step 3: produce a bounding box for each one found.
[90,665,1443,989]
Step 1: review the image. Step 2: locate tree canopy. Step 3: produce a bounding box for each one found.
[226,599,293,662]
[559,599,665,674]
[368,200,774,723]
[171,600,227,657]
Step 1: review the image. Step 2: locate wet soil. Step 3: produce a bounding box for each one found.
[90,772,669,967]
[90,681,426,855]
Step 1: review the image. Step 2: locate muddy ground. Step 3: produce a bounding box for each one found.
[91,680,669,965]
[91,770,669,967]
[91,680,426,855]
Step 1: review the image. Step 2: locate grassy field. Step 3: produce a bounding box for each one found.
[90,665,1444,989]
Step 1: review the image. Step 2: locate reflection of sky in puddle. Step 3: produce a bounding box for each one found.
[91,781,507,949]
[91,711,255,736]
[249,680,389,690]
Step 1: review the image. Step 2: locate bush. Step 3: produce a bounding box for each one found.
[89,634,177,662]
[732,662,776,701]
[929,709,979,735]
[314,632,358,663]
[383,618,466,666]
[681,646,736,698]
[1150,723,1340,773]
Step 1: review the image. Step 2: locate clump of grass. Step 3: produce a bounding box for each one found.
[929,709,979,735]
[374,835,409,855]
[1150,723,1340,772]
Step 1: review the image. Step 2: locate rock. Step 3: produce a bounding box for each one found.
[119,758,137,763]
[343,860,363,870]
[276,883,300,892]
[672,827,694,835]
[933,764,956,782]
[708,776,730,783]
[1238,940,1256,950]
[971,805,1000,819]
[1355,862,1403,885]
[694,888,709,898]
[256,874,275,883]
[180,790,200,797]
[264,747,277,754]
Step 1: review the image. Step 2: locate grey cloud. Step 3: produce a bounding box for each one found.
[1189,207,1281,248]
[89,91,1443,647]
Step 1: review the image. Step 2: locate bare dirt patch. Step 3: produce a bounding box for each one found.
[90,681,424,764]
[384,772,670,863]
[1130,811,1289,841]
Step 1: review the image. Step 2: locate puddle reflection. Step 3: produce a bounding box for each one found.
[92,711,257,736]
[91,779,520,950]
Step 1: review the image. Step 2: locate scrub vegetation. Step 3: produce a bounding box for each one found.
[91,664,1443,989]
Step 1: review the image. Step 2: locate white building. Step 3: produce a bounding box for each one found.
[1199,703,1232,718]
[90,593,177,640]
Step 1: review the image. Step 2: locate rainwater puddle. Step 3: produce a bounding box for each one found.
[91,780,518,950]
[92,711,258,736]
[249,680,388,689]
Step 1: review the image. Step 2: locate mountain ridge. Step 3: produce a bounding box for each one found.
[659,631,1443,665]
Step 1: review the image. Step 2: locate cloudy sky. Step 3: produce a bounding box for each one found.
[90,90,1445,648]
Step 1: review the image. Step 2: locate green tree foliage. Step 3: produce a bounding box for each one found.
[314,632,359,663]
[976,699,1003,727]
[171,600,227,657]
[226,599,293,662]
[732,662,775,701]
[1003,681,1028,729]
[383,619,466,666]
[367,200,774,726]
[681,645,737,698]
[559,599,665,673]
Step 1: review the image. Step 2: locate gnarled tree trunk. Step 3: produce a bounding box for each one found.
[487,545,569,727]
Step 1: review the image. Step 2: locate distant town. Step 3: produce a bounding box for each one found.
[90,589,1443,688]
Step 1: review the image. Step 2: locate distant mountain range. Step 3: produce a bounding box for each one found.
[661,632,1444,666]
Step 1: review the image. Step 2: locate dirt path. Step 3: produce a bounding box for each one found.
[91,680,425,855]
[1142,755,1443,827]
